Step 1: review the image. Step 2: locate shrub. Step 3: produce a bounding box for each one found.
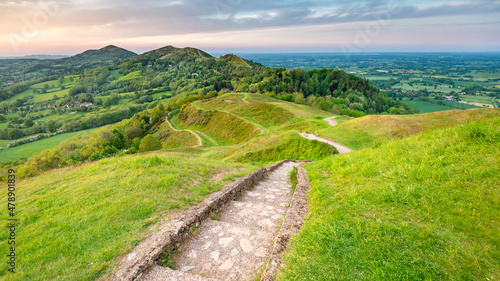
[139,135,162,152]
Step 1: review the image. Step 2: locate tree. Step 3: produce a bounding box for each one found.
[139,135,162,152]
[8,128,23,140]
[314,97,329,111]
[0,114,5,123]
[23,118,34,128]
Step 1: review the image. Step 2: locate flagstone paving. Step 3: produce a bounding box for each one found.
[139,161,301,281]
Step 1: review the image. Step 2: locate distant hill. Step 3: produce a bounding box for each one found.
[0,55,69,60]
[56,45,137,67]
[0,45,137,85]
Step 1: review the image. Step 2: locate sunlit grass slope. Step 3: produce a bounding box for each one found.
[0,152,257,281]
[279,117,500,280]
[319,108,500,150]
[224,131,338,163]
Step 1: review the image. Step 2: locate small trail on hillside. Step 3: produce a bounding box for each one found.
[166,112,203,147]
[299,116,353,154]
[324,116,338,126]
[240,57,251,68]
[191,102,269,135]
[300,132,353,154]
[140,162,303,281]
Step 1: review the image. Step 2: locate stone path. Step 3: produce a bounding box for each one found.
[139,161,301,281]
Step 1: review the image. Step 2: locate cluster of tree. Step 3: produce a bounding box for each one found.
[252,69,416,115]
[1,91,215,181]
[0,103,148,140]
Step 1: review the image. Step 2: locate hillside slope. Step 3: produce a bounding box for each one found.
[0,153,257,281]
[0,91,498,280]
[317,108,500,150]
[279,117,500,280]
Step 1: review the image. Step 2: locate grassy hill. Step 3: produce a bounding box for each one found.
[0,91,498,280]
[279,117,500,280]
[0,153,257,281]
[0,45,136,87]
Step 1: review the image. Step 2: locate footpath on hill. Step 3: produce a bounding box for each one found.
[139,161,303,281]
[299,116,353,154]
[166,112,203,147]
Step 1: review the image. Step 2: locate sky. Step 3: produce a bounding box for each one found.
[1,0,500,56]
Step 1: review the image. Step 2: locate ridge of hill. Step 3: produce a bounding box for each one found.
[0,45,137,93]
[57,45,137,66]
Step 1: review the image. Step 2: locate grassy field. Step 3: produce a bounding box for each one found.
[401,100,452,113]
[441,100,480,110]
[279,117,500,280]
[460,94,494,105]
[113,71,142,83]
[401,99,480,113]
[32,88,71,102]
[109,69,123,79]
[0,153,258,281]
[0,129,98,162]
[0,76,78,104]
[1,88,35,103]
[152,91,172,99]
[394,83,457,94]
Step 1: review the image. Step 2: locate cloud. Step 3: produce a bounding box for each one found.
[0,0,499,54]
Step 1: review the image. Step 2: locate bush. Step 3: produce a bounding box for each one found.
[139,135,162,152]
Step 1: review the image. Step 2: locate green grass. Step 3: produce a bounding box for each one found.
[0,139,11,148]
[179,105,261,145]
[440,100,480,110]
[35,112,87,122]
[1,88,35,103]
[316,108,500,150]
[0,129,98,162]
[402,100,462,113]
[152,121,198,149]
[152,91,171,99]
[33,88,71,102]
[225,131,338,163]
[109,69,123,79]
[279,117,500,280]
[0,153,257,281]
[394,83,457,94]
[359,75,397,80]
[113,71,142,83]
[0,76,78,104]
[460,95,494,105]
[289,167,298,192]
[195,98,296,128]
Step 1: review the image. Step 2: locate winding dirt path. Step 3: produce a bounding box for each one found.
[299,116,353,154]
[300,132,353,154]
[166,112,203,147]
[140,162,302,281]
[324,116,338,126]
